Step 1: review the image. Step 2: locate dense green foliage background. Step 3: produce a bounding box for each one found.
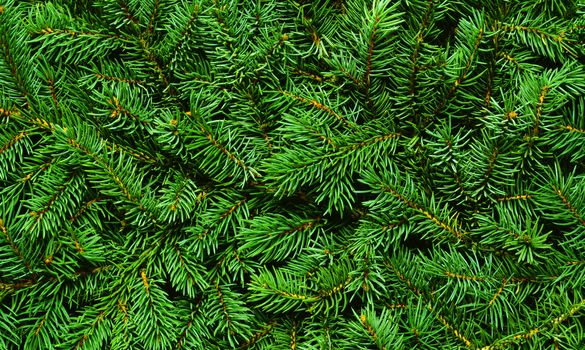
[1,0,584,349]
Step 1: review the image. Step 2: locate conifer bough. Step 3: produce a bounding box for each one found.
[0,0,584,349]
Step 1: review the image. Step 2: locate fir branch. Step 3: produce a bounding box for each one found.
[435,313,473,348]
[220,199,247,220]
[379,183,467,241]
[434,20,485,116]
[342,132,401,151]
[1,2,584,348]
[107,142,158,164]
[67,138,135,202]
[197,126,260,180]
[0,107,16,118]
[279,90,356,128]
[0,130,27,155]
[496,194,532,201]
[497,51,522,71]
[0,27,31,107]
[137,37,172,90]
[292,68,325,83]
[407,0,435,102]
[487,278,507,307]
[94,73,145,86]
[363,18,378,104]
[531,85,550,137]
[289,320,298,350]
[21,159,53,184]
[480,298,585,349]
[0,278,35,293]
[552,185,585,227]
[106,96,145,124]
[380,217,409,232]
[46,78,60,110]
[0,218,34,275]
[37,27,120,39]
[561,124,585,134]
[146,0,160,35]
[175,319,192,350]
[384,260,423,296]
[118,1,139,26]
[496,21,577,58]
[28,171,77,223]
[238,321,276,350]
[359,313,386,350]
[444,271,485,282]
[165,3,201,69]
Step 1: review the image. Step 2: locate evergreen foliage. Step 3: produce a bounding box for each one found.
[1,0,584,349]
